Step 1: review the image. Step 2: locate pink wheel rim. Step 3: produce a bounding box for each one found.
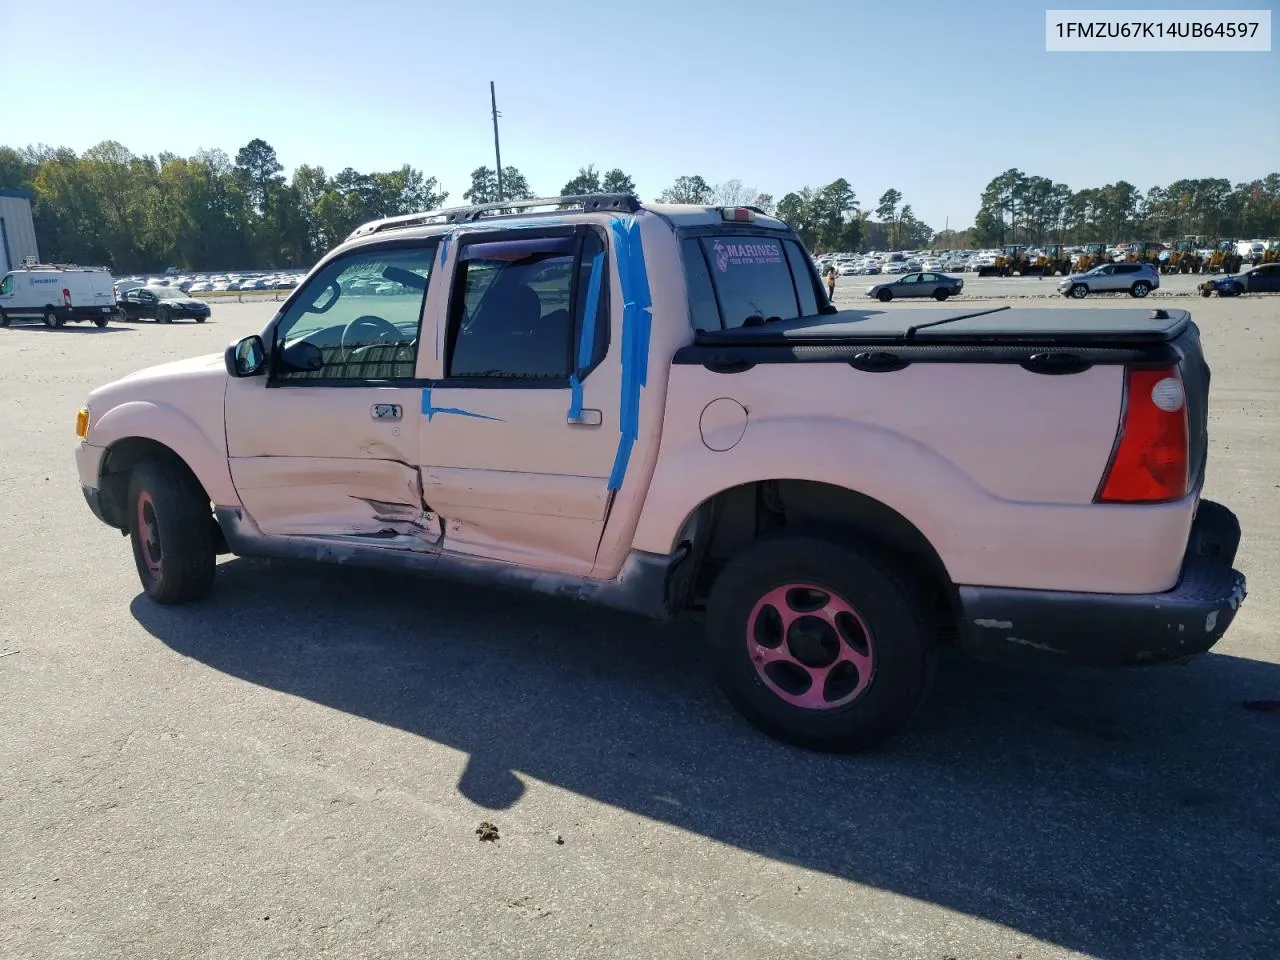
[746,583,875,711]
[136,491,162,577]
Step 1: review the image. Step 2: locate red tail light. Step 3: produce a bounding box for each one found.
[1097,365,1189,503]
[62,288,72,307]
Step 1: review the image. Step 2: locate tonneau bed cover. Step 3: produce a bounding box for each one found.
[691,306,1193,347]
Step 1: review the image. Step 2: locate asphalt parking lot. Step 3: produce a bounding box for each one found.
[2,294,1277,960]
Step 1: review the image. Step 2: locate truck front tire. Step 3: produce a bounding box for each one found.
[706,535,935,752]
[127,459,217,604]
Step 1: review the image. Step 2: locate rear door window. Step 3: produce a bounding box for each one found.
[682,233,823,331]
[447,230,608,381]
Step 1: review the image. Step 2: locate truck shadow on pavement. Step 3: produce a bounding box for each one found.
[132,557,1278,960]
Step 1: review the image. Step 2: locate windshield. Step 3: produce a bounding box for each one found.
[682,234,825,332]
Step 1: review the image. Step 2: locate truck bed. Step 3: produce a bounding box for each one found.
[670,304,1212,550]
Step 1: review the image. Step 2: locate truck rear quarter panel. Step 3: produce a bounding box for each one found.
[631,361,1195,595]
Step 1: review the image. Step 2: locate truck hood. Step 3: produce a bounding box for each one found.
[88,352,227,412]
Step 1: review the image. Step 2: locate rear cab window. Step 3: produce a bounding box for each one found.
[681,233,826,332]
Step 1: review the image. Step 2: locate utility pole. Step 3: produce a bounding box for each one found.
[490,81,504,203]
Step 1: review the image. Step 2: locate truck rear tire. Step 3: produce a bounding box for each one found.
[0,309,8,328]
[705,534,935,753]
[44,309,64,328]
[93,317,109,328]
[127,459,217,604]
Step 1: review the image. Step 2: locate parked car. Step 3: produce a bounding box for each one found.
[1058,262,1160,299]
[866,272,964,302]
[72,195,1246,753]
[1199,263,1280,296]
[117,286,211,323]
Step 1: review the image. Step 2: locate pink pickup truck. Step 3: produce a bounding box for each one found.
[73,195,1247,751]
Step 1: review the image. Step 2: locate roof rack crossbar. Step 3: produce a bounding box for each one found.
[350,193,642,239]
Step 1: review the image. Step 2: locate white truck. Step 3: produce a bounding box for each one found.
[0,260,118,328]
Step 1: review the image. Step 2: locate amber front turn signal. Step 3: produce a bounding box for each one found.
[75,407,90,440]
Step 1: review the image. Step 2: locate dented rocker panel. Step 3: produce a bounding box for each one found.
[214,507,678,620]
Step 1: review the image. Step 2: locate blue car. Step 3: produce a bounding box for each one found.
[1199,263,1280,297]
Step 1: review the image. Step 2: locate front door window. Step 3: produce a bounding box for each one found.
[272,244,437,383]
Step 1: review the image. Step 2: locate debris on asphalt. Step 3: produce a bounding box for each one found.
[476,821,500,842]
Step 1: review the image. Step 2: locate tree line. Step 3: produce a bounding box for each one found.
[1,138,1276,272]
[970,168,1280,248]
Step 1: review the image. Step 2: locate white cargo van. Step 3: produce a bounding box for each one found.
[0,260,118,328]
[1236,240,1265,264]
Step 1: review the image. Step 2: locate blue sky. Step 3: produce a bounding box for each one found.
[5,0,1277,228]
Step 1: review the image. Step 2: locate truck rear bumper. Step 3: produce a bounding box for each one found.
[957,500,1246,666]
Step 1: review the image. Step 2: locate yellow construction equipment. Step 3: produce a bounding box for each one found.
[1121,242,1165,265]
[1074,243,1112,272]
[1164,239,1204,274]
[1205,239,1242,274]
[1027,244,1074,276]
[977,244,1028,277]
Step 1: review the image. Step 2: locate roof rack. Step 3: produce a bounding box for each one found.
[349,193,643,240]
[16,257,109,271]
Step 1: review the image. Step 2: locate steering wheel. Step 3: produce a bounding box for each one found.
[340,314,406,359]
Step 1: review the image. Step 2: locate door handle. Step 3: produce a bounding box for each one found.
[567,408,602,426]
[371,403,402,422]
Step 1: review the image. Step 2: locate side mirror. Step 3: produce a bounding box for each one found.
[225,335,266,378]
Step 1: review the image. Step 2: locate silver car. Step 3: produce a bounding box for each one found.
[1058,262,1160,299]
[866,271,964,302]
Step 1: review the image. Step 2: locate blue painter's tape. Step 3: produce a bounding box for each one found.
[565,251,605,421]
[577,251,605,369]
[435,231,453,360]
[606,215,653,491]
[420,387,504,422]
[567,373,583,419]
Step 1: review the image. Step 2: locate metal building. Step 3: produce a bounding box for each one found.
[0,188,40,274]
